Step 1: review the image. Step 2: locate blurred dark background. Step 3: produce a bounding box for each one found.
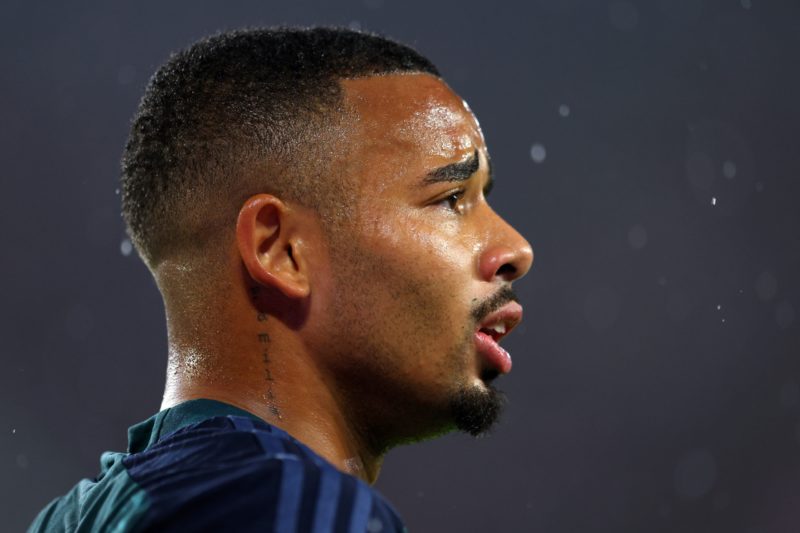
[3,1,799,531]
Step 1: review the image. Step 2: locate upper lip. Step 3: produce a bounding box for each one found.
[476,301,523,342]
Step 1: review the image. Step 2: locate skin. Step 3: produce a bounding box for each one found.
[160,72,533,485]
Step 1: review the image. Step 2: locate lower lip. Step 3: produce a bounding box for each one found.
[474,331,512,375]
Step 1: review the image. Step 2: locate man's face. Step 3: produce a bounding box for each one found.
[307,73,533,444]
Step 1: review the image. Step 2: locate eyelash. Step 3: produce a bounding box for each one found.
[438,189,467,213]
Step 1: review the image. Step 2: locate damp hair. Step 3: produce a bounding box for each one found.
[120,26,439,269]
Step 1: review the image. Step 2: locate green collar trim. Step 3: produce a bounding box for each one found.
[126,399,263,454]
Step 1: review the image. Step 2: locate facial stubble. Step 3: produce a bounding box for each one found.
[447,324,508,437]
[323,218,510,443]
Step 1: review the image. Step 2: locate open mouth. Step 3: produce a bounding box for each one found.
[473,302,523,376]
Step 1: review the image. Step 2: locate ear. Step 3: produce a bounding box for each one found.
[236,194,310,299]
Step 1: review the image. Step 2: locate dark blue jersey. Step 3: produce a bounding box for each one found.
[29,399,407,532]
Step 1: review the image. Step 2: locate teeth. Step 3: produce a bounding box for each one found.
[486,322,506,335]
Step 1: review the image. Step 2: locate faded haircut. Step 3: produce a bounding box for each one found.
[121,27,439,268]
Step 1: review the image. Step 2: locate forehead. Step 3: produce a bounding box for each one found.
[340,73,486,191]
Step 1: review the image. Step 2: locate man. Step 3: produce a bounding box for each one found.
[29,26,533,532]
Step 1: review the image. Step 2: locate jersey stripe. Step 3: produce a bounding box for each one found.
[348,481,373,533]
[274,457,304,533]
[295,458,322,532]
[311,467,342,533]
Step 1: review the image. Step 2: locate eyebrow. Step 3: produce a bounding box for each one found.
[419,149,495,195]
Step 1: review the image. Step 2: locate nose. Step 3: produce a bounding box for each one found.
[478,216,534,283]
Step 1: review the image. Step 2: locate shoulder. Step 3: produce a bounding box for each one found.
[124,415,407,533]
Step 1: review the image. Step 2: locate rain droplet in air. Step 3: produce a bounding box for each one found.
[722,160,737,179]
[530,143,547,164]
[711,197,717,206]
[120,239,133,256]
[558,104,571,117]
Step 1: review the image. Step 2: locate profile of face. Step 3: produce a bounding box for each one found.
[302,73,534,446]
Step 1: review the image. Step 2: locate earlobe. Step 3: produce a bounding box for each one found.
[236,194,310,299]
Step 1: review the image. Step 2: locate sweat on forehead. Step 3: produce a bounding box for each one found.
[340,73,483,159]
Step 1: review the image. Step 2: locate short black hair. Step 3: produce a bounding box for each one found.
[121,27,439,268]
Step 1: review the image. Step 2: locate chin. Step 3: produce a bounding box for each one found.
[450,379,508,437]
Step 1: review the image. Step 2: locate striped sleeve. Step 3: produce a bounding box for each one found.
[123,418,407,532]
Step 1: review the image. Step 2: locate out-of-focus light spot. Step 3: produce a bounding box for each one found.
[776,301,795,329]
[781,382,800,409]
[755,181,764,192]
[627,224,648,249]
[12,428,16,434]
[530,143,547,163]
[686,120,755,214]
[558,104,571,117]
[711,196,717,205]
[609,1,639,31]
[755,271,777,301]
[16,454,28,469]
[722,160,737,179]
[741,0,752,9]
[716,304,722,310]
[120,238,133,256]
[674,449,717,500]
[721,318,726,323]
[584,287,621,331]
[117,65,136,85]
[114,188,120,196]
[367,517,383,532]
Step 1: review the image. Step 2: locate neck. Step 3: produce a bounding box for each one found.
[155,257,387,485]
[161,332,386,485]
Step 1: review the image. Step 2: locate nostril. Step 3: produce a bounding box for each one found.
[496,263,517,278]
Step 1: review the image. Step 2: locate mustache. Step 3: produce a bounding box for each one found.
[471,285,519,324]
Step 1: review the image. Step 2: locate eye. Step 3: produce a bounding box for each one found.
[437,189,466,214]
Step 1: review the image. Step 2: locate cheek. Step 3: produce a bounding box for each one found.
[350,212,477,330]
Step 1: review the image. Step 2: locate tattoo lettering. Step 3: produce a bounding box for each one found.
[256,311,282,420]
